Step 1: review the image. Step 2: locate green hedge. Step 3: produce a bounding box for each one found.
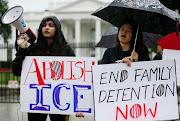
[0,61,13,68]
[0,72,20,85]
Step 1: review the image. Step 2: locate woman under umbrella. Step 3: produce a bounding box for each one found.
[101,18,150,66]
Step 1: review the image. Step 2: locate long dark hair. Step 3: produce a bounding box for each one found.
[115,18,149,57]
[34,16,67,56]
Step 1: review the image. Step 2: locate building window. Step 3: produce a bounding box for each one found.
[90,28,95,40]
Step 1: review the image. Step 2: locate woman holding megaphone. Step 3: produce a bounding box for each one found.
[12,16,84,121]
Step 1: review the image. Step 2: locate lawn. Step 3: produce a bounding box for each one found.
[0,72,21,85]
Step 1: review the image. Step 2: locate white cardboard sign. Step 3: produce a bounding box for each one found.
[20,56,97,115]
[92,60,179,121]
[163,49,180,86]
[8,80,19,88]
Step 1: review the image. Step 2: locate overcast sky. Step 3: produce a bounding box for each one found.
[7,0,112,12]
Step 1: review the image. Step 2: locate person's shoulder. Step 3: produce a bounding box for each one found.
[106,47,115,52]
[64,43,75,56]
[101,48,116,64]
[65,43,71,48]
[104,47,116,54]
[64,43,73,51]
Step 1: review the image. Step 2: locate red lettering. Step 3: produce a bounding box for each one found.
[24,58,45,85]
[68,61,74,79]
[61,61,75,80]
[144,102,157,118]
[24,60,95,83]
[116,105,128,120]
[115,103,157,120]
[83,61,95,82]
[43,61,56,80]
[73,61,84,80]
[130,104,142,119]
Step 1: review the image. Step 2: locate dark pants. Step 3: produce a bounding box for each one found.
[28,113,65,121]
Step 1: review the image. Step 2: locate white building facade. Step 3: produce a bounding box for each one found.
[5,0,112,61]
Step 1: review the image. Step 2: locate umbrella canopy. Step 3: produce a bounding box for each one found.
[143,32,164,48]
[96,27,118,48]
[158,31,180,50]
[96,27,163,48]
[92,0,180,36]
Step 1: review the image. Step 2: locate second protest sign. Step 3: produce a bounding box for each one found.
[92,60,179,121]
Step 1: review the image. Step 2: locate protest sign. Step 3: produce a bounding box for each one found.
[163,49,180,86]
[20,56,97,115]
[92,60,179,121]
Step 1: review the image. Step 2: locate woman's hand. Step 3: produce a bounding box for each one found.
[17,34,28,48]
[121,56,132,67]
[130,50,138,62]
[120,51,138,67]
[75,112,85,118]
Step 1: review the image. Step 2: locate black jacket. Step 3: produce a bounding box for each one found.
[12,43,75,76]
[101,48,150,64]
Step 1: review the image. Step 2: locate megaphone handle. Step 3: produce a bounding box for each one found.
[17,38,31,48]
[17,33,30,45]
[17,39,24,45]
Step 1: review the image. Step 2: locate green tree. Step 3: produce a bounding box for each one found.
[0,0,11,43]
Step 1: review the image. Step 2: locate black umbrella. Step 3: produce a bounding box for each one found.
[96,27,163,48]
[143,32,163,48]
[92,0,180,36]
[96,27,118,48]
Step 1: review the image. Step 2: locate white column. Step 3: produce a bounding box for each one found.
[0,43,7,61]
[95,19,101,60]
[75,19,81,57]
[62,24,68,41]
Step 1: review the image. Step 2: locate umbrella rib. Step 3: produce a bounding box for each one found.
[133,23,139,51]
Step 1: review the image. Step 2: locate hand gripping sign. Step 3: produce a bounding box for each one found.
[20,56,97,115]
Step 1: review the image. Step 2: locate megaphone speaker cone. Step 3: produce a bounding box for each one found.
[1,6,23,24]
[2,5,36,44]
